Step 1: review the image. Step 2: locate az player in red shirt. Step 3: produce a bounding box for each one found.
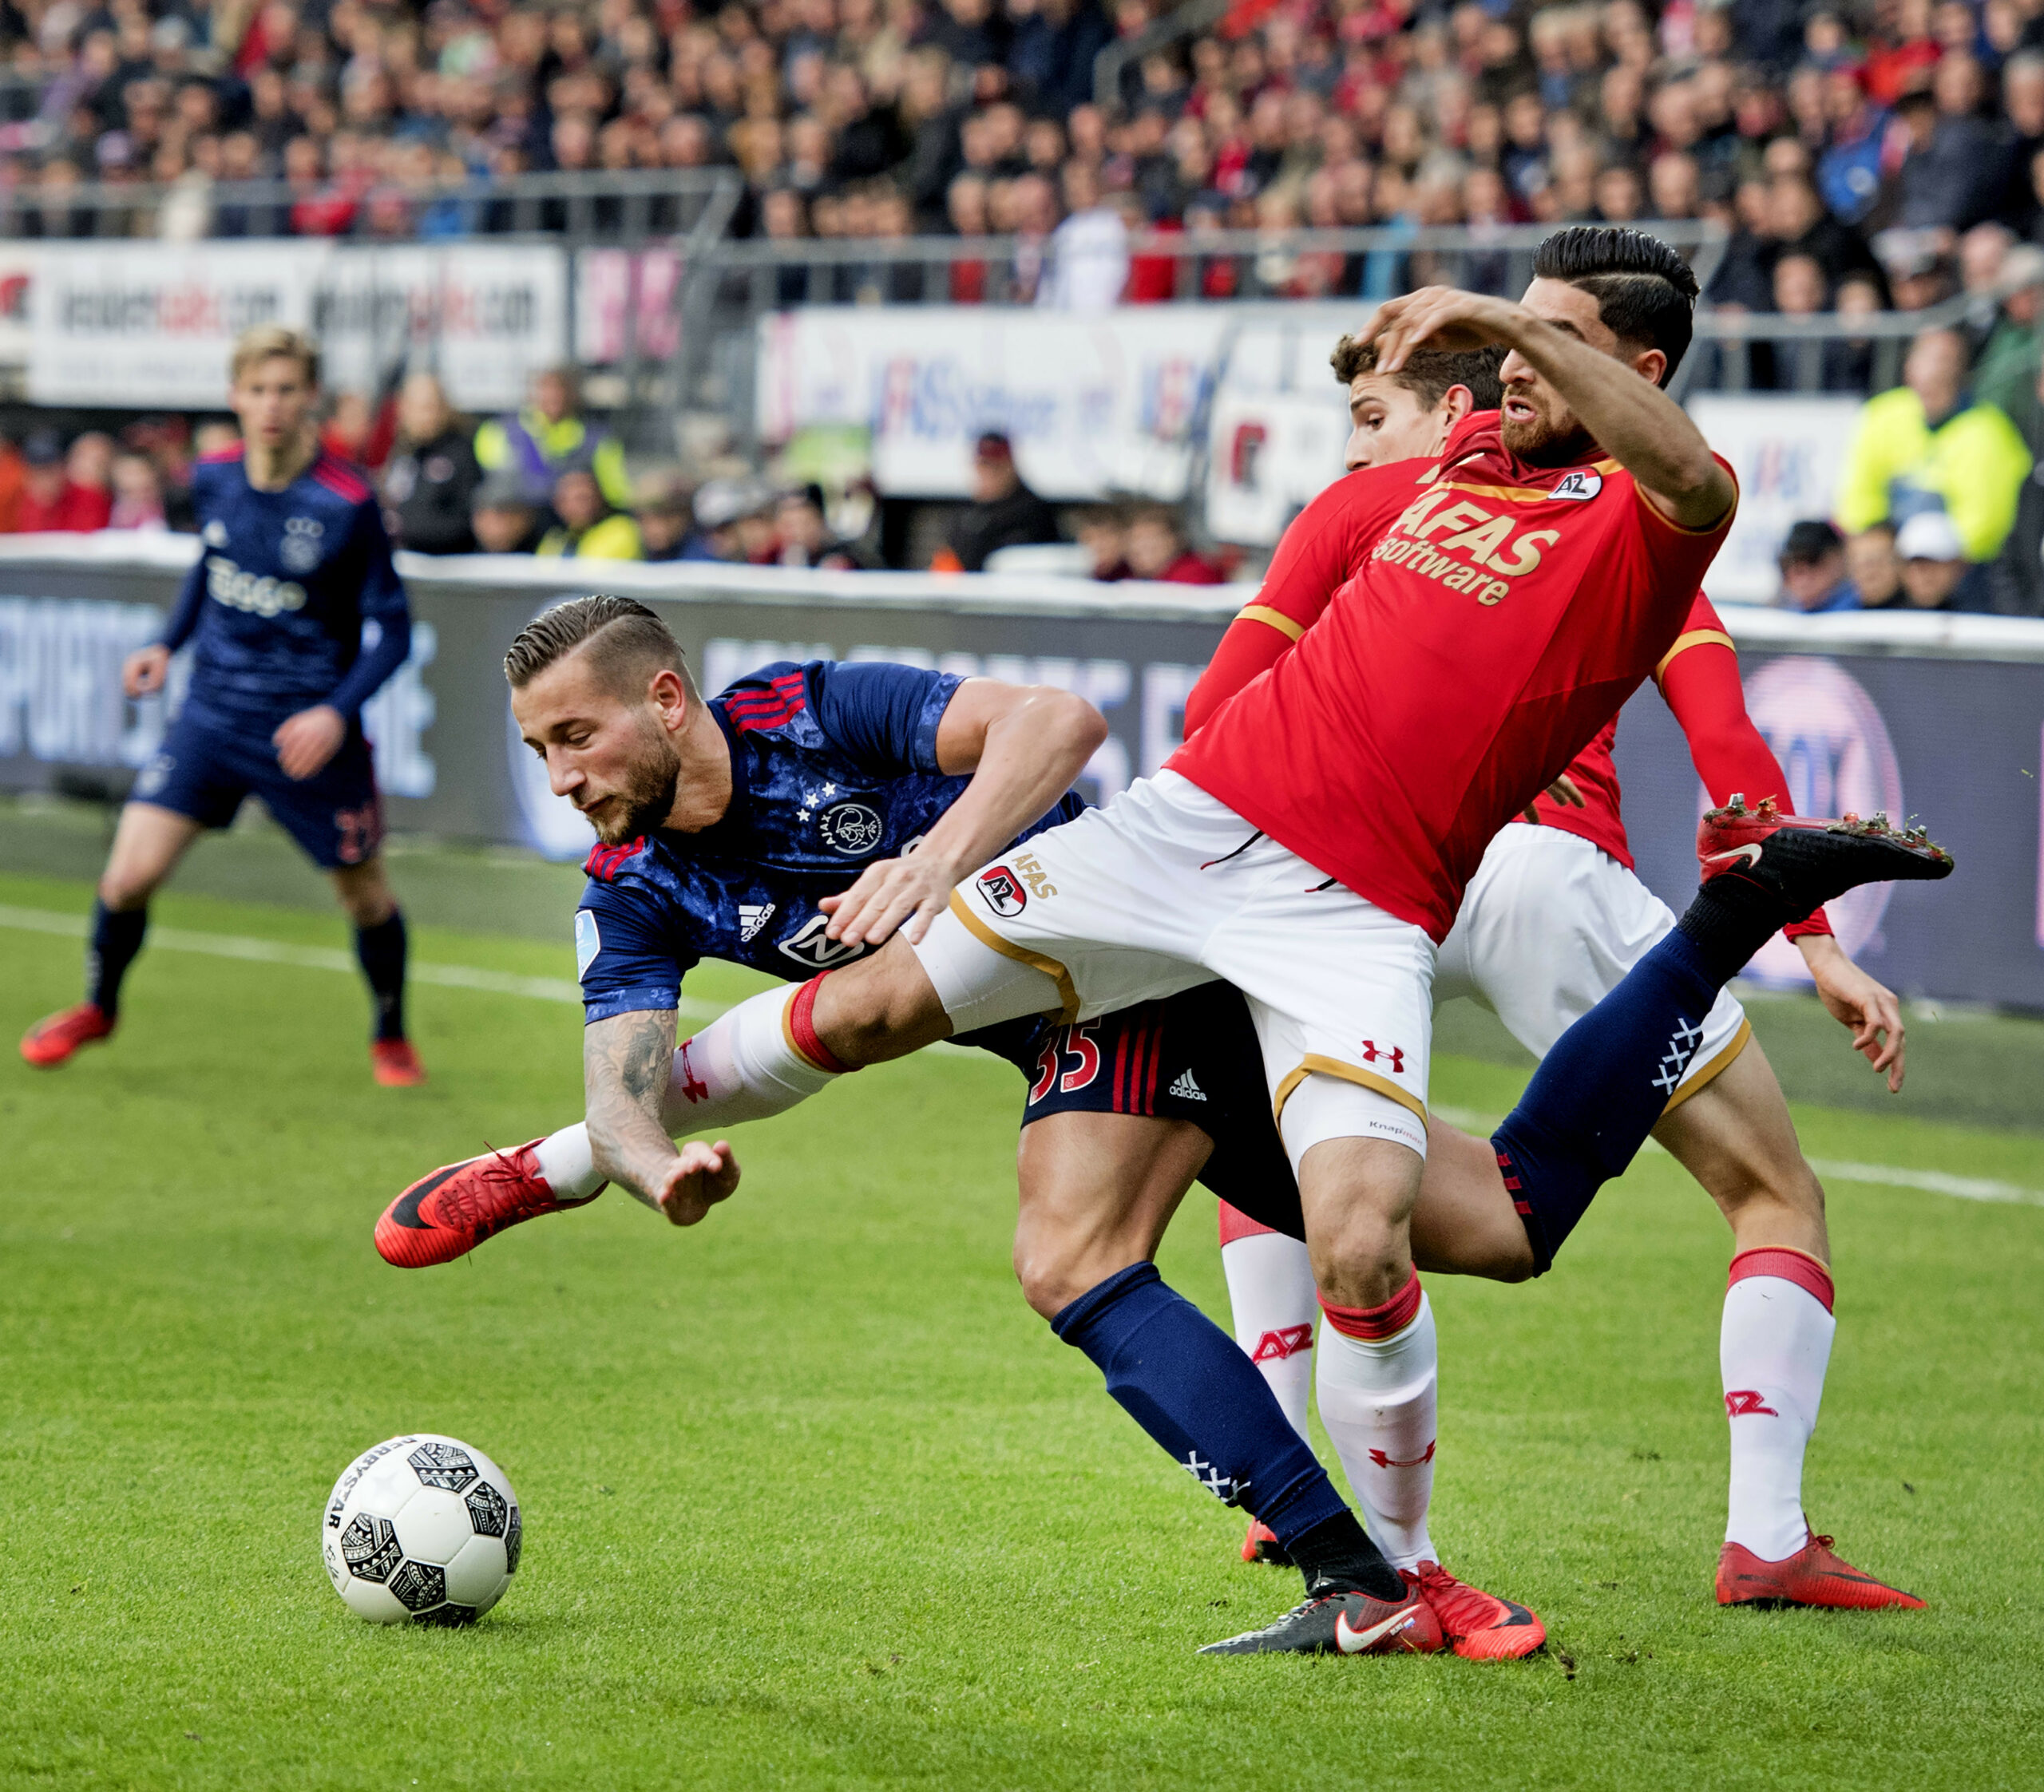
[498,229,1951,1656]
[1207,332,1923,1611]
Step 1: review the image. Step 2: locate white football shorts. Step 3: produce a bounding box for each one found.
[912,770,1435,1165]
[1435,822,1749,1106]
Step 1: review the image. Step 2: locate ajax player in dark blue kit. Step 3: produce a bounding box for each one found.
[20,326,425,1085]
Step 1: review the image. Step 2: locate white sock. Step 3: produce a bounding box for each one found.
[532,1126,604,1199]
[525,983,850,1202]
[1218,1205,1318,1443]
[1722,1248,1836,1561]
[660,982,848,1131]
[1313,1276,1438,1572]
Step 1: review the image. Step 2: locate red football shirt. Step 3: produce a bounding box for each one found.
[1168,415,1737,942]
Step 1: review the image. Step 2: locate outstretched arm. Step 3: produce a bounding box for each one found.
[822,678,1107,947]
[584,1008,742,1224]
[1362,287,1734,530]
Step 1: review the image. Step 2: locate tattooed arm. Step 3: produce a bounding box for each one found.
[584,1009,743,1225]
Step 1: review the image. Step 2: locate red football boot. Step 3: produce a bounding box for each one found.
[370,1039,428,1087]
[1717,1529,1926,1611]
[1240,1519,1293,1566]
[374,1141,604,1268]
[20,1003,115,1068]
[1697,795,1952,916]
[1404,1561,1547,1660]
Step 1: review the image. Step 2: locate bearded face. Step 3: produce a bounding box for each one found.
[583,711,683,844]
[1499,373,1596,465]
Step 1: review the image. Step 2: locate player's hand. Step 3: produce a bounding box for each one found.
[1799,935,1906,1093]
[273,704,346,781]
[652,1139,740,1226]
[819,850,959,948]
[1361,287,1525,371]
[123,644,170,698]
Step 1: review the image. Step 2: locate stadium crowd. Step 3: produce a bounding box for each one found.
[6,0,2044,313]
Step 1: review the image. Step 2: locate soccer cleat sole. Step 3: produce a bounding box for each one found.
[1697,799,1953,917]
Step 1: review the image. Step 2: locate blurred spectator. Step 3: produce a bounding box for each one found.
[1991,365,2044,615]
[1893,510,1991,608]
[1891,75,2006,236]
[1845,520,1904,608]
[774,483,867,568]
[470,473,546,556]
[0,430,22,532]
[1079,504,1130,580]
[638,481,716,563]
[691,479,762,563]
[1776,520,1860,611]
[1836,327,2031,560]
[381,374,482,556]
[539,468,643,561]
[1975,245,2044,448]
[108,453,166,531]
[1037,163,1128,311]
[18,431,111,532]
[934,431,1059,572]
[1123,504,1222,584]
[476,367,632,514]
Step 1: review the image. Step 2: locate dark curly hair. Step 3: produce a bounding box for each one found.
[1329,338,1506,412]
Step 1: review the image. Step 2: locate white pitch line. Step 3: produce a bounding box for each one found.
[4,903,2040,1205]
[1425,1106,2044,1211]
[0,903,721,1021]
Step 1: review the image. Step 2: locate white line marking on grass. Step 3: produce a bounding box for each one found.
[1433,1103,2043,1210]
[0,904,723,1019]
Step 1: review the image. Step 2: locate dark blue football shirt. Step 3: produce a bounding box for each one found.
[158,445,411,734]
[575,660,1084,1025]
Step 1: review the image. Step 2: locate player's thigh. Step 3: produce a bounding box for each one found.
[101,802,206,905]
[1463,826,1747,1095]
[924,774,1246,1031]
[1012,1110,1212,1317]
[1652,1035,1828,1245]
[1408,1116,1537,1282]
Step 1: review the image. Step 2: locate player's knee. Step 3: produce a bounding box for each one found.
[1012,1233,1083,1320]
[97,868,156,912]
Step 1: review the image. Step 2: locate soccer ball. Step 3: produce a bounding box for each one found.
[322,1434,521,1625]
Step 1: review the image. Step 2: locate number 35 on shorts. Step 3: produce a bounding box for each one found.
[1029,1019,1101,1103]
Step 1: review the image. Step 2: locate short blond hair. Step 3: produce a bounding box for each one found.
[230,324,320,387]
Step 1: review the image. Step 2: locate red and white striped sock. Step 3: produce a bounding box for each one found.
[1315,1271,1438,1572]
[1217,1202,1318,1443]
[1722,1247,1836,1562]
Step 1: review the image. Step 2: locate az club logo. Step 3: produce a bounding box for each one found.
[818,800,884,856]
[1251,1325,1313,1363]
[776,912,865,971]
[976,865,1026,918]
[1548,469,1602,501]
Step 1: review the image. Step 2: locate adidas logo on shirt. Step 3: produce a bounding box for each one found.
[1168,1069,1206,1102]
[739,903,775,943]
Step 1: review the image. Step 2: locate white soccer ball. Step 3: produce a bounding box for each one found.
[321,1434,521,1625]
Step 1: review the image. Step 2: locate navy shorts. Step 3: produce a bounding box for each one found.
[965,982,1305,1240]
[131,710,385,871]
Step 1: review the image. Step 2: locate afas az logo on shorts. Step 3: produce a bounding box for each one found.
[976,865,1028,917]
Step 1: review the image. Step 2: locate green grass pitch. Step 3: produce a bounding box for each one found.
[2,867,2041,1790]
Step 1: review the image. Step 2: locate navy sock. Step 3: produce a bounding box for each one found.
[87,901,149,1018]
[1492,927,1725,1273]
[355,910,408,1042]
[1052,1262,1394,1594]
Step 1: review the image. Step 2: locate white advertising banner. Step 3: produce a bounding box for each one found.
[1683,394,1863,605]
[756,304,1235,500]
[1203,389,1351,544]
[26,241,568,411]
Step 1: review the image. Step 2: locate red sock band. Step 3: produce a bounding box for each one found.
[1728,1247,1834,1314]
[1318,1270,1423,1340]
[1218,1201,1279,1247]
[786,974,850,1074]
